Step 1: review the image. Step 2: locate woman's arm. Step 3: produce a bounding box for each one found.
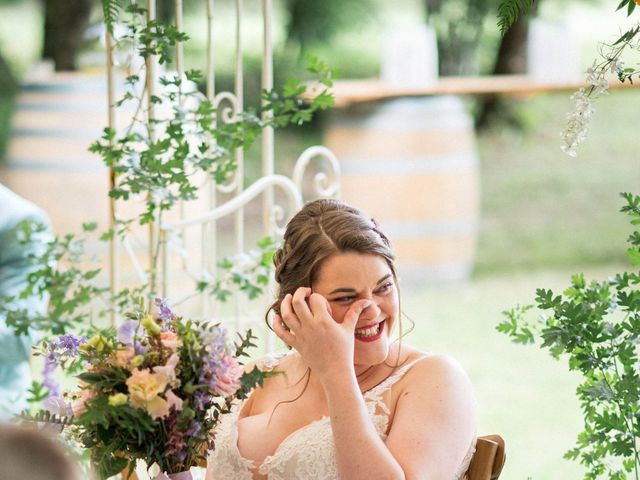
[321,368,406,479]
[384,355,477,480]
[322,355,476,480]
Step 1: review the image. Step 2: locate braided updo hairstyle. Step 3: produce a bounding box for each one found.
[267,198,396,321]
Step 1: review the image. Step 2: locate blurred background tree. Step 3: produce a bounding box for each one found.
[423,0,542,127]
[41,0,93,71]
[423,0,494,76]
[284,0,375,56]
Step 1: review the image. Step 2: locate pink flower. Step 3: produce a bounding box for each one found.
[113,346,135,368]
[153,353,179,385]
[160,331,181,351]
[126,368,169,412]
[212,355,242,397]
[72,387,96,417]
[165,390,183,412]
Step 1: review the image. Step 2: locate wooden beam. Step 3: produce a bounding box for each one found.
[307,75,639,107]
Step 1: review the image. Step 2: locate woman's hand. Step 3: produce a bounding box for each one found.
[273,287,371,381]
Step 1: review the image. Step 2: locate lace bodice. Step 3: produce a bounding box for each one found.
[207,353,474,480]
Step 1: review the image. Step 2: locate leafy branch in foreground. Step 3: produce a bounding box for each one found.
[0,221,109,337]
[101,0,122,34]
[497,192,640,480]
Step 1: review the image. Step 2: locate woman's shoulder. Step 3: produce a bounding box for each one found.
[395,347,473,393]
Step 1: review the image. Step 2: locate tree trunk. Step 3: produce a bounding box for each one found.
[0,50,17,93]
[42,0,94,71]
[476,2,540,129]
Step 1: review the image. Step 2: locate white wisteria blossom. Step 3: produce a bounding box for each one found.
[560,87,596,158]
[560,50,628,157]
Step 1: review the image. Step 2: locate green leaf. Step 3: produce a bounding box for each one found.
[236,366,269,399]
[312,91,335,110]
[77,372,110,384]
[497,0,535,36]
[283,78,305,98]
[627,247,640,266]
[26,381,50,403]
[98,454,129,480]
[101,0,122,34]
[305,54,329,74]
[616,0,630,12]
[628,0,636,16]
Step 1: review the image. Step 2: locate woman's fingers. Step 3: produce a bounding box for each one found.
[273,314,296,347]
[308,293,333,319]
[343,299,373,330]
[291,287,313,321]
[279,293,301,330]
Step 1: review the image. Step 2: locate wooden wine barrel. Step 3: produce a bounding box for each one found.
[325,96,480,283]
[0,71,110,234]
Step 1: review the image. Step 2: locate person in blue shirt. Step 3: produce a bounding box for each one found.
[0,183,51,419]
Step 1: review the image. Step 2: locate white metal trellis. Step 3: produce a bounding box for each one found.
[105,0,340,349]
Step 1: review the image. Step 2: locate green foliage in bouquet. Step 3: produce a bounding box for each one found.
[497,192,640,480]
[22,300,271,479]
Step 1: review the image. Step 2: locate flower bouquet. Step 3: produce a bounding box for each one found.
[24,298,266,479]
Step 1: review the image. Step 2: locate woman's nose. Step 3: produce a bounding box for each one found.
[360,300,381,320]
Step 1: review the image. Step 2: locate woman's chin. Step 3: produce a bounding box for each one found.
[354,343,390,369]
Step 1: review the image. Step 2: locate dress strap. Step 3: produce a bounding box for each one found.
[255,351,289,371]
[364,356,427,399]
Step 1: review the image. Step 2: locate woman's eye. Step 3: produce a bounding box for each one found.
[333,296,355,303]
[376,282,393,294]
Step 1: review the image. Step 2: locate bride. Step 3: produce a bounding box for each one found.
[206,199,477,480]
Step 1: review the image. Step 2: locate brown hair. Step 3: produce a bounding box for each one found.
[267,198,396,320]
[0,424,82,480]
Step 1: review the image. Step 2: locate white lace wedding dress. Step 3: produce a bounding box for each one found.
[207,354,475,480]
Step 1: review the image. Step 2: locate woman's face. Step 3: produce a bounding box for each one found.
[312,251,399,368]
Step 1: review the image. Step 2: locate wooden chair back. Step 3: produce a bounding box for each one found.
[464,434,506,480]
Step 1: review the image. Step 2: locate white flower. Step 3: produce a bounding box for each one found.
[585,62,609,96]
[560,88,594,157]
[609,58,624,74]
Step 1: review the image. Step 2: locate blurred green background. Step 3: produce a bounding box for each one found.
[1,0,639,478]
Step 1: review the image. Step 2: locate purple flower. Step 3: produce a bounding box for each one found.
[199,354,242,397]
[54,334,86,356]
[134,341,148,356]
[47,334,87,365]
[42,357,60,397]
[154,297,174,324]
[200,326,228,357]
[193,390,212,411]
[117,320,137,346]
[43,395,73,418]
[185,419,204,438]
[198,326,242,396]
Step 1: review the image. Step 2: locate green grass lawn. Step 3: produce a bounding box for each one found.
[476,90,640,275]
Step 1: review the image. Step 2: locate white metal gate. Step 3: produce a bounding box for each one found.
[104,0,340,350]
